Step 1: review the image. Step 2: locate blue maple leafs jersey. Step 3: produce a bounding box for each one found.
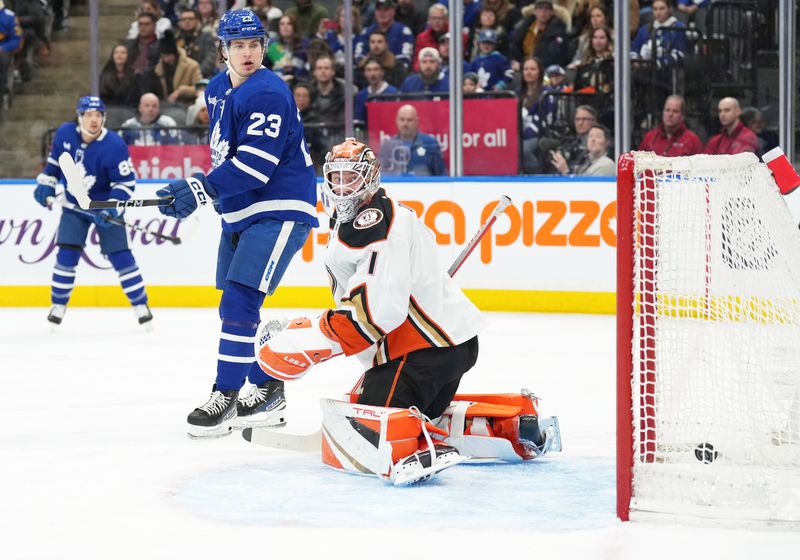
[205,67,319,233]
[467,51,514,91]
[40,123,136,206]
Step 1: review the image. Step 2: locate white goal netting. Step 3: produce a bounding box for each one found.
[627,152,800,523]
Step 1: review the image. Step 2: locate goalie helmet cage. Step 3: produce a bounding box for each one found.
[616,151,800,525]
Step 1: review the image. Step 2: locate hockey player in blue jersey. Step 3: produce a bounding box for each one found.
[33,96,153,328]
[155,10,319,439]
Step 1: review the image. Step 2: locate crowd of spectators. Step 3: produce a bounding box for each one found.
[20,0,783,177]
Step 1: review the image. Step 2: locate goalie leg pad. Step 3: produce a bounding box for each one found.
[435,390,562,461]
[320,399,465,486]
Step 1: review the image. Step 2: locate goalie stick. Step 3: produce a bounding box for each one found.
[58,152,175,209]
[243,195,515,452]
[46,195,182,244]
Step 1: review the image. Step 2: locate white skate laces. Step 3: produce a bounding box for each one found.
[199,390,233,415]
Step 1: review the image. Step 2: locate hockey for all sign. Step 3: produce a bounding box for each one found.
[366,98,519,175]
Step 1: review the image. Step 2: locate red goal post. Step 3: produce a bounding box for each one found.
[616,151,800,524]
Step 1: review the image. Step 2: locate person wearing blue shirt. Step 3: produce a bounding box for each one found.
[399,47,448,94]
[0,1,22,105]
[467,29,513,91]
[354,0,414,69]
[379,104,445,176]
[32,96,153,328]
[156,10,319,439]
[354,57,398,125]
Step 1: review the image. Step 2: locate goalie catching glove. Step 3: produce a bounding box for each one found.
[255,312,343,381]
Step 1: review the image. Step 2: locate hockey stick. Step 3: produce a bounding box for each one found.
[46,195,182,244]
[243,194,515,452]
[58,152,175,210]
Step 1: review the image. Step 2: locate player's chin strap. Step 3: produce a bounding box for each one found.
[78,114,106,139]
[222,44,266,81]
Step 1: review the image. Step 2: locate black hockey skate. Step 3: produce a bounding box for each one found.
[134,304,153,330]
[234,379,287,429]
[519,414,562,456]
[187,385,239,439]
[47,304,66,325]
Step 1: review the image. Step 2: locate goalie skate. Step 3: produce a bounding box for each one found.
[234,380,287,429]
[390,443,466,486]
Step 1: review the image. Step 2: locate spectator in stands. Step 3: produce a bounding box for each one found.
[400,47,448,94]
[355,0,414,70]
[175,6,217,78]
[310,54,345,125]
[318,4,362,77]
[354,57,398,125]
[146,30,203,104]
[395,0,426,36]
[357,29,406,88]
[484,0,521,31]
[467,29,513,91]
[573,26,613,94]
[185,79,210,126]
[126,0,172,40]
[567,4,608,71]
[50,0,69,31]
[121,92,180,146]
[100,43,141,108]
[741,106,778,158]
[630,0,686,72]
[380,103,445,176]
[676,0,709,35]
[468,5,509,61]
[538,104,596,174]
[510,0,569,71]
[463,72,483,93]
[0,0,22,105]
[412,3,448,72]
[519,56,545,173]
[265,14,309,86]
[638,94,703,156]
[293,81,324,173]
[552,124,615,176]
[704,97,759,155]
[196,0,220,34]
[126,11,161,76]
[12,0,50,81]
[249,0,283,32]
[285,0,329,39]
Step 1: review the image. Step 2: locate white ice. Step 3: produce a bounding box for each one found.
[1,308,798,559]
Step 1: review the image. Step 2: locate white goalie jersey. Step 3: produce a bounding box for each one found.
[324,190,488,366]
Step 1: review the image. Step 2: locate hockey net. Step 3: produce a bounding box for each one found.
[617,151,800,524]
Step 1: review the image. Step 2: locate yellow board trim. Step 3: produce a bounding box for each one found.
[0,286,616,314]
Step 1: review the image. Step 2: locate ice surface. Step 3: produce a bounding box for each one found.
[1,308,797,559]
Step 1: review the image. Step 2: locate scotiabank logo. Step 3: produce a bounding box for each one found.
[302,199,617,263]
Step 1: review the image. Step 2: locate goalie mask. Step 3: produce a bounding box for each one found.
[321,138,381,224]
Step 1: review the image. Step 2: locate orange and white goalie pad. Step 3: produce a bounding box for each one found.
[434,390,562,462]
[255,315,343,381]
[320,399,465,485]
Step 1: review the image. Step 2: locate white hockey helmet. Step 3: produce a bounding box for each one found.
[321,137,381,224]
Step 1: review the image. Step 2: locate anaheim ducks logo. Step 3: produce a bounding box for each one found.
[353,208,383,229]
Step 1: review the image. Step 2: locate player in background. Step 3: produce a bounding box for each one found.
[255,138,561,485]
[33,96,153,328]
[155,10,318,439]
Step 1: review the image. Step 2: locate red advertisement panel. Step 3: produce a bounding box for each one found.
[366,97,519,175]
[129,146,211,180]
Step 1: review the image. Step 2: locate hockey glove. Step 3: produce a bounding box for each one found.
[255,313,344,381]
[93,208,120,228]
[34,174,57,207]
[156,173,218,219]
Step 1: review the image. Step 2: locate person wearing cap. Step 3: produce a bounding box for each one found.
[510,0,568,71]
[143,29,202,104]
[411,3,448,73]
[379,103,445,176]
[354,0,414,70]
[399,46,448,94]
[466,29,513,91]
[175,6,218,78]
